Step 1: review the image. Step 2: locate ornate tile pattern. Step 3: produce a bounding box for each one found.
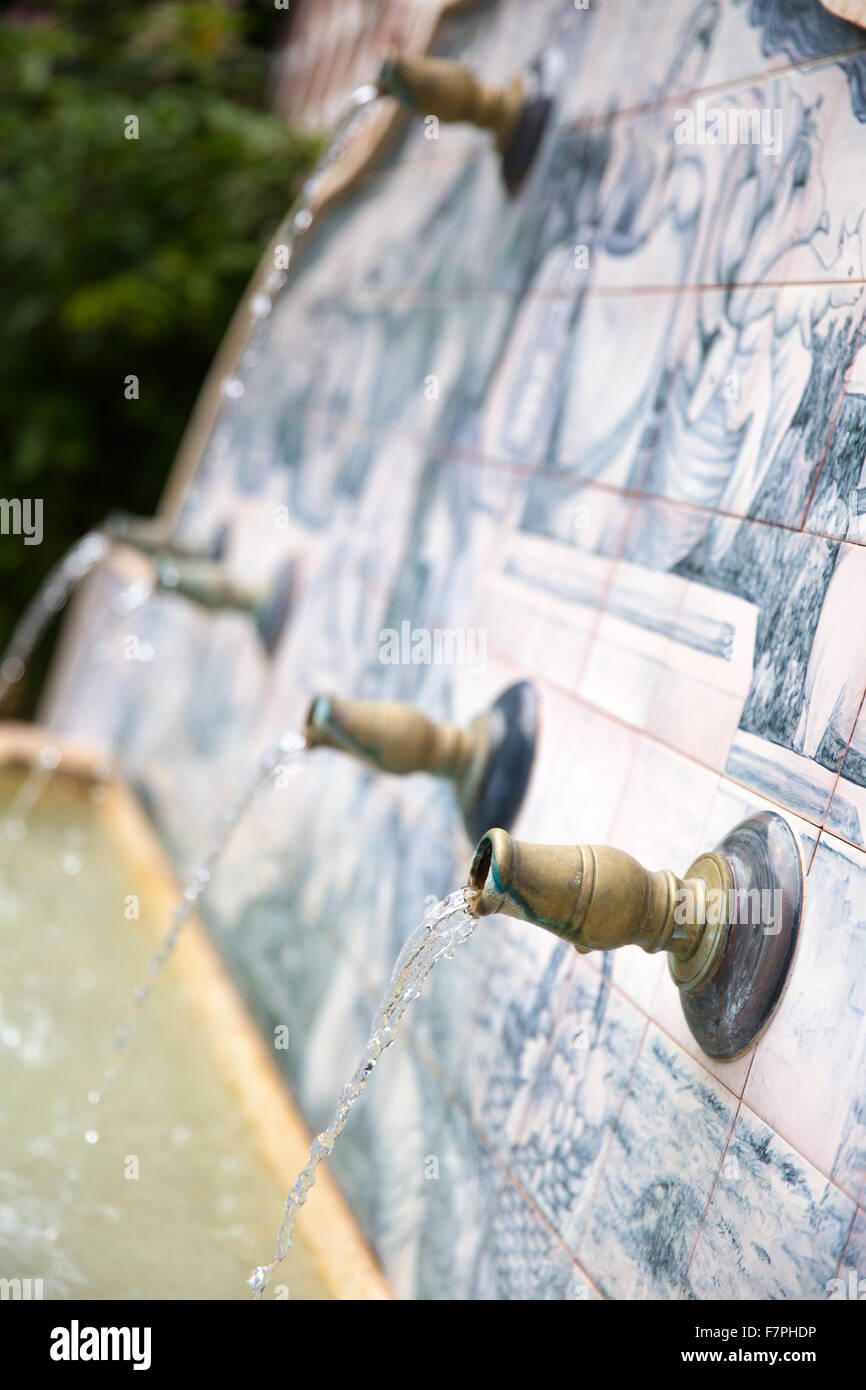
[44,0,866,1298]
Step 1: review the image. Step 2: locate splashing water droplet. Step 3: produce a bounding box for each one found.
[221,377,245,400]
[250,293,272,319]
[84,1130,99,1146]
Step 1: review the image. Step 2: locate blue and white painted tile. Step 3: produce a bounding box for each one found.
[804,342,866,547]
[461,916,573,1151]
[671,519,863,824]
[541,51,866,296]
[474,478,634,696]
[407,1062,500,1301]
[744,830,866,1204]
[329,1043,498,1300]
[376,454,525,643]
[38,0,866,1302]
[556,0,866,127]
[641,283,866,532]
[826,699,866,848]
[603,734,721,1015]
[468,1173,584,1301]
[684,1105,855,1300]
[834,1206,866,1299]
[506,680,638,848]
[579,496,760,772]
[507,953,647,1255]
[578,1024,737,1299]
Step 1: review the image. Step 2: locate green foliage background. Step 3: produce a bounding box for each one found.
[0,0,318,707]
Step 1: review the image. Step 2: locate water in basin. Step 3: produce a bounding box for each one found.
[0,768,328,1300]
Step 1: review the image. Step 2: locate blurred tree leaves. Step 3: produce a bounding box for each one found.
[0,0,318,700]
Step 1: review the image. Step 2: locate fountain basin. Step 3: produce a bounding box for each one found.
[0,723,391,1301]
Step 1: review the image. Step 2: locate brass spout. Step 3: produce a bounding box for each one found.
[304,682,538,841]
[105,512,228,563]
[377,52,524,150]
[376,50,553,192]
[466,813,805,1060]
[305,694,483,786]
[155,555,294,657]
[468,829,729,984]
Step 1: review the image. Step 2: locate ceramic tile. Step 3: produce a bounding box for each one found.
[578,1025,737,1299]
[834,1207,866,1299]
[507,953,647,1254]
[826,699,866,848]
[462,917,573,1148]
[804,365,866,546]
[603,735,721,1015]
[475,476,634,696]
[684,1106,855,1300]
[469,1174,582,1300]
[641,285,865,532]
[579,497,761,773]
[38,0,866,1303]
[744,831,866,1203]
[557,0,866,126]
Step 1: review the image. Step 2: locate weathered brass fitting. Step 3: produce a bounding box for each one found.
[376,50,552,192]
[105,511,228,563]
[305,681,537,841]
[467,812,804,1059]
[154,555,294,657]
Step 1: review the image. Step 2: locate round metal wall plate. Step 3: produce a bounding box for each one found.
[679,811,803,1060]
[501,50,556,193]
[257,559,295,657]
[502,93,552,192]
[462,680,538,843]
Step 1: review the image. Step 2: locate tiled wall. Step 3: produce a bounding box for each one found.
[45,0,866,1299]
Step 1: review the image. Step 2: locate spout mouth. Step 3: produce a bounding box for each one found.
[304,694,331,747]
[257,559,294,656]
[467,828,514,917]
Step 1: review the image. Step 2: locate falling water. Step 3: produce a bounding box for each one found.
[247,886,478,1298]
[0,531,110,708]
[61,729,307,1196]
[183,84,382,483]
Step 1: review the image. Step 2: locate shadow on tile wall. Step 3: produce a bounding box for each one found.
[44,0,866,1299]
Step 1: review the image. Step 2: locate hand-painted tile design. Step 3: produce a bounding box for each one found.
[743,831,866,1204]
[40,0,866,1299]
[577,1027,737,1299]
[684,1107,855,1300]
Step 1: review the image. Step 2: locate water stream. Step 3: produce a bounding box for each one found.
[0,531,110,708]
[175,84,381,531]
[247,886,478,1298]
[62,729,307,1199]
